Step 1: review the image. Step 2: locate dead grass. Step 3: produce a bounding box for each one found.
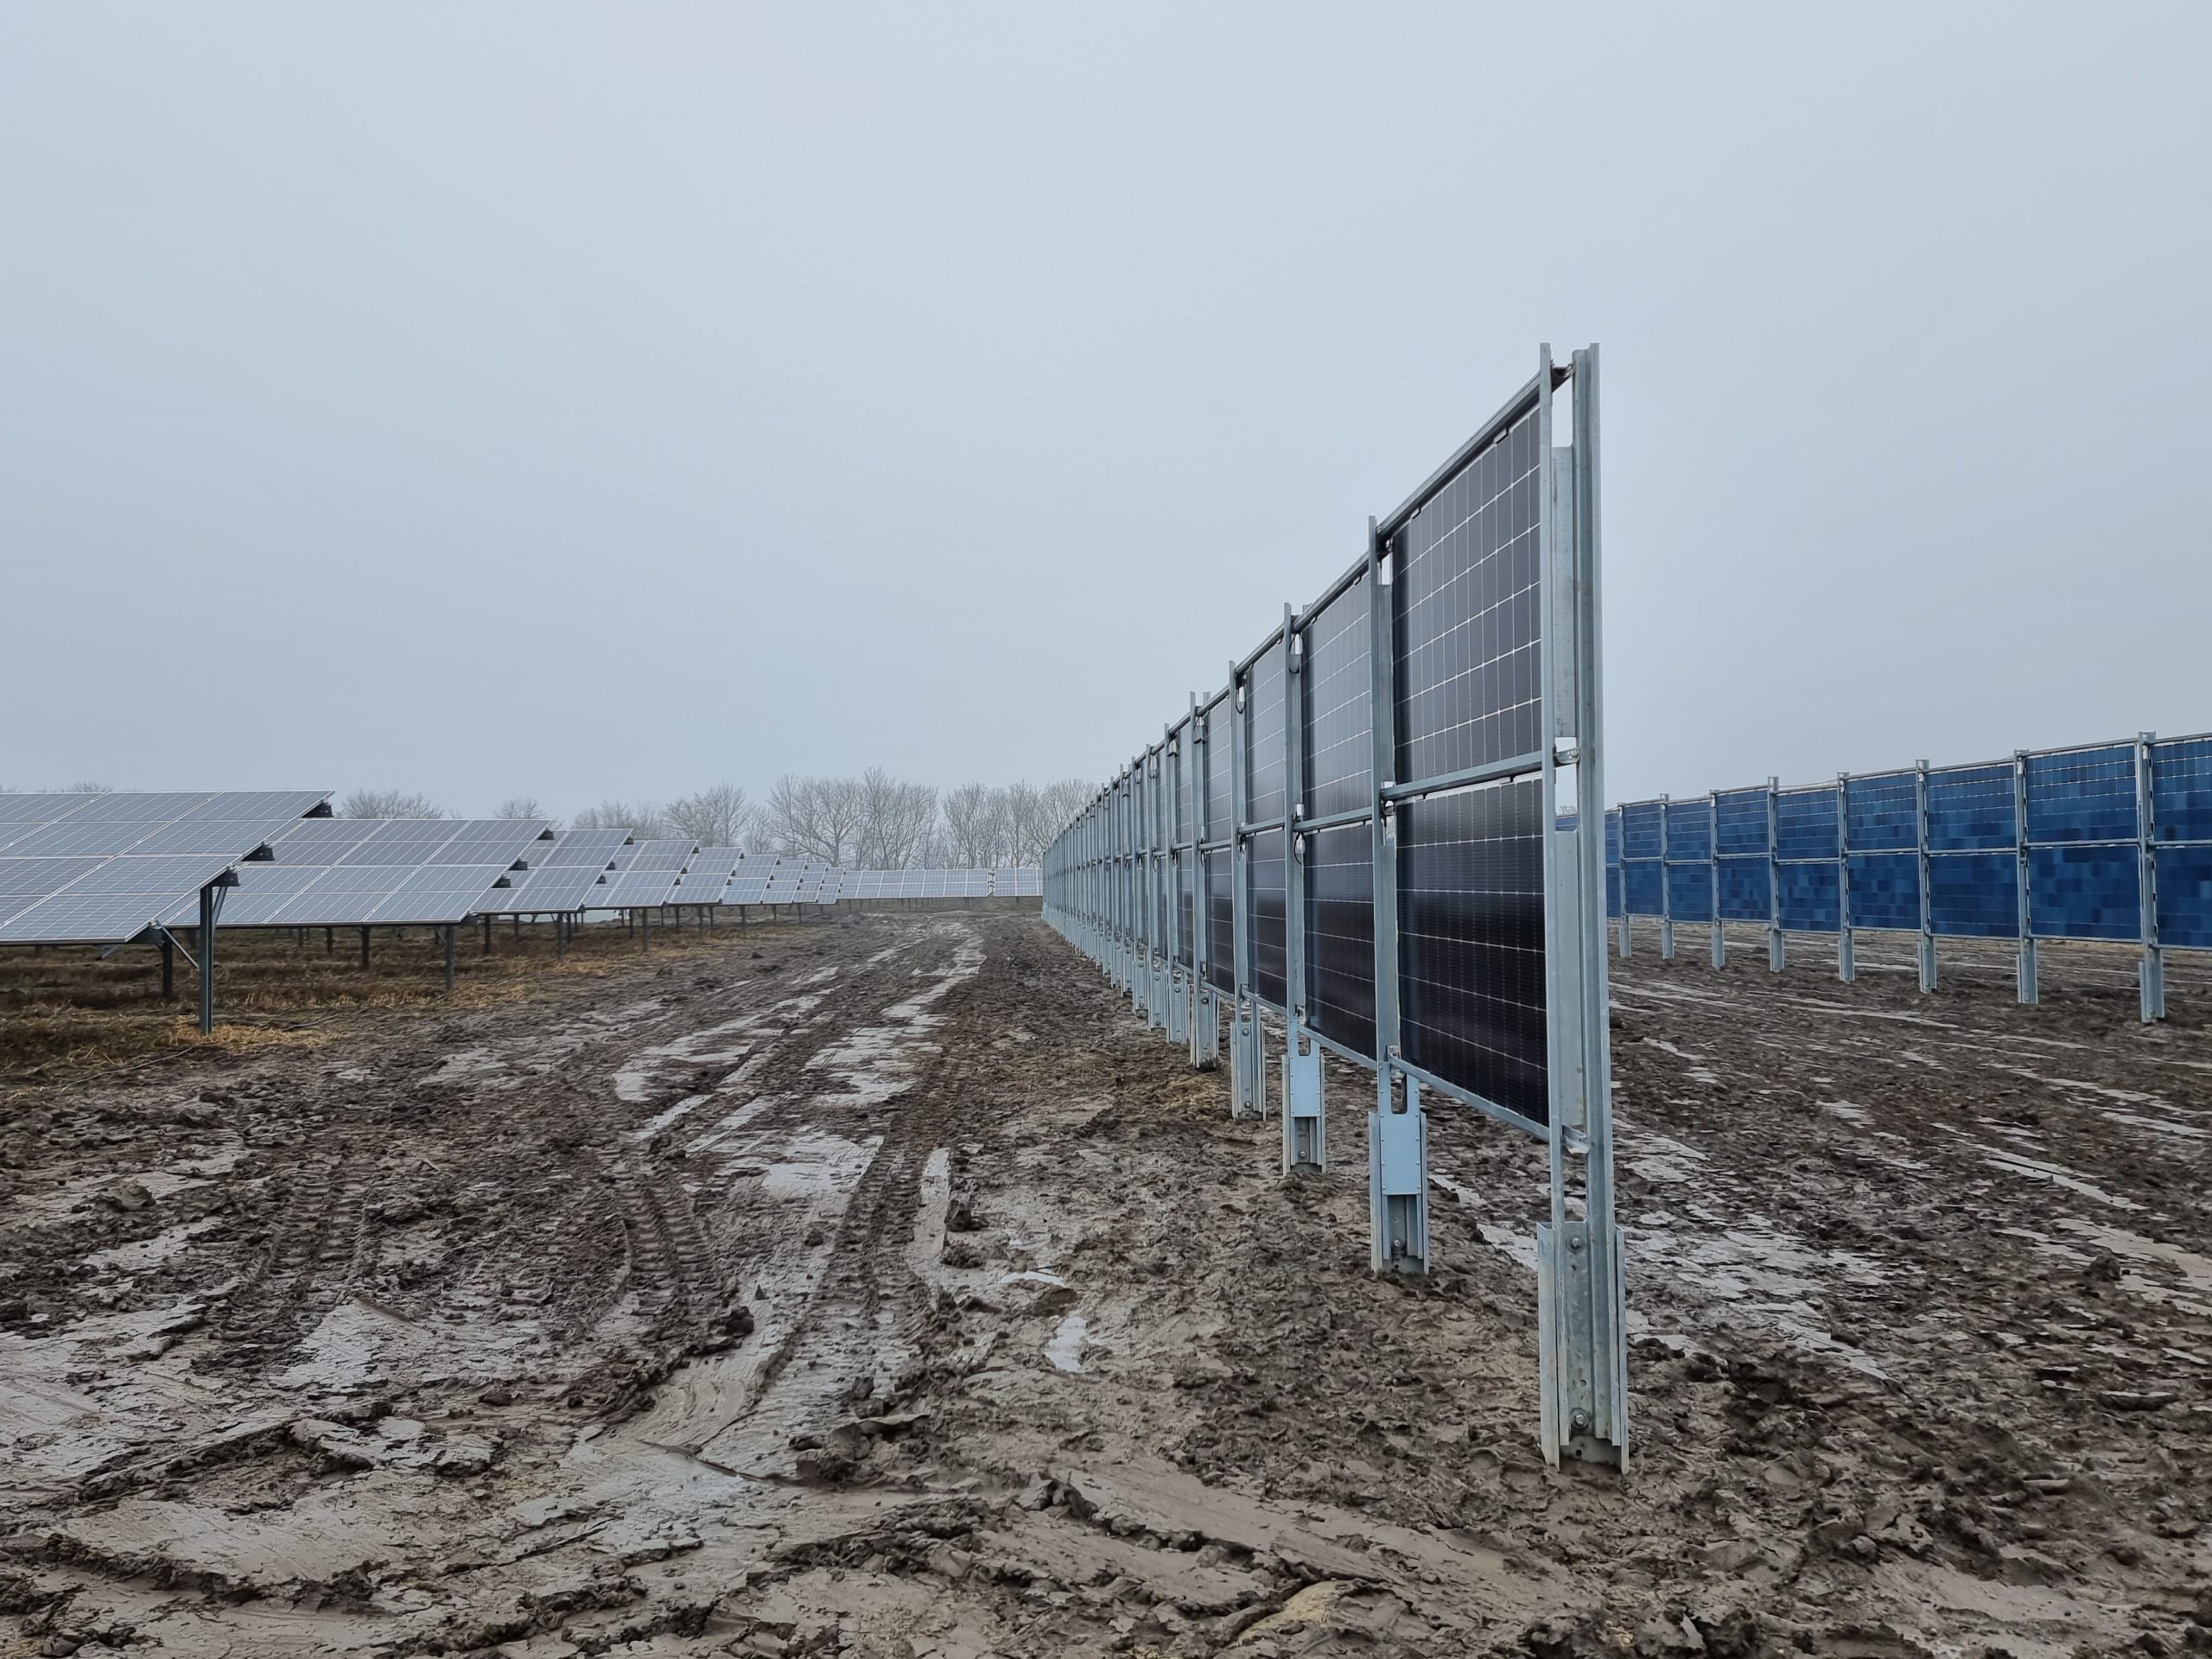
[0,916,779,1081]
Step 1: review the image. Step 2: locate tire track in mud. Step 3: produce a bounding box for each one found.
[619,922,993,1471]
[212,1135,375,1361]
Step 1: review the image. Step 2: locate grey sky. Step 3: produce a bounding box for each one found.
[4,4,2205,814]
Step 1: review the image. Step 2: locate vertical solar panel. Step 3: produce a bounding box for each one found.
[1847,854,1920,931]
[1665,861,1713,924]
[1925,764,2016,850]
[1392,410,1543,787]
[1176,850,1195,968]
[1249,827,1287,1007]
[1619,802,1662,860]
[1713,789,1770,855]
[1623,861,1663,917]
[2152,737,2212,843]
[1205,850,1234,993]
[1301,579,1371,820]
[1201,697,1232,843]
[1246,648,1286,830]
[1717,858,1772,922]
[2156,848,2212,948]
[1396,776,1547,1128]
[1173,721,1193,844]
[1774,789,1841,861]
[1663,800,1712,861]
[1844,772,1917,852]
[1928,853,2018,937]
[1304,823,1374,1058]
[2028,846,2139,939]
[2024,747,2137,844]
[1777,862,1841,931]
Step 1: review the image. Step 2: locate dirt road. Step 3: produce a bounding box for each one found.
[3,912,2207,1656]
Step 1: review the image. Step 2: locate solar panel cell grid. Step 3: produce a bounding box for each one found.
[1392,410,1543,789]
[1395,775,1548,1128]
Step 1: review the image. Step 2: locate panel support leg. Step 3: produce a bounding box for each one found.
[1615,912,1629,957]
[360,927,371,969]
[1229,997,1262,1117]
[1709,921,1726,970]
[1281,1026,1325,1173]
[2141,945,2165,1023]
[1191,986,1219,1071]
[2018,937,2038,1005]
[483,913,493,955]
[1838,928,1856,983]
[1538,1213,1629,1471]
[1369,1070,1427,1274]
[160,934,175,1000]
[325,927,334,955]
[443,925,456,992]
[1659,917,1675,961]
[197,886,217,1036]
[1166,969,1188,1044]
[1767,926,1784,973]
[1919,932,1938,993]
[641,908,652,952]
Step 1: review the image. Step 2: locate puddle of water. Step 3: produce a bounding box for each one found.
[2100,1110,2206,1141]
[1822,1102,1870,1124]
[2052,1217,2212,1306]
[82,1217,223,1275]
[1001,1270,1068,1289]
[1046,1313,1088,1373]
[1973,1143,2143,1212]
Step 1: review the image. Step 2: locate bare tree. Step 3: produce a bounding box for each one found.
[666,782,755,849]
[572,799,667,838]
[766,775,870,867]
[67,780,118,793]
[338,789,446,819]
[1038,778,1096,849]
[852,768,938,869]
[495,797,550,823]
[941,782,993,868]
[1001,779,1048,865]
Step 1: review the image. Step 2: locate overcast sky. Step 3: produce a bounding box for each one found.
[4,4,2205,815]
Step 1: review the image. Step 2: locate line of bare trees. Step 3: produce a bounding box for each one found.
[331,774,1094,868]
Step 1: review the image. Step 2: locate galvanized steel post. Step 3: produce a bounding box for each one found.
[1281,602,1324,1173]
[1657,792,1675,961]
[1228,662,1262,1117]
[1707,793,1724,969]
[1915,760,1937,991]
[1766,777,1784,971]
[1837,771,1855,983]
[2013,751,2038,1004]
[2137,731,2164,1022]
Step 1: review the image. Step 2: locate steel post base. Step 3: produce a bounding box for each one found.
[1166,971,1189,1044]
[1281,1030,1324,1173]
[1918,936,1938,993]
[1229,1004,1262,1118]
[2141,947,2166,1023]
[1368,1072,1427,1274]
[1536,1217,1629,1471]
[1191,987,1220,1071]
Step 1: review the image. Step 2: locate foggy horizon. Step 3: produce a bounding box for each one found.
[6,5,2207,816]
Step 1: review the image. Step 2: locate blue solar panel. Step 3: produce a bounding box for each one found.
[1774,789,1840,862]
[1605,863,1623,919]
[1929,852,2018,938]
[1716,858,1772,922]
[2024,747,2138,844]
[1663,800,1711,861]
[1713,789,1770,856]
[1619,802,1661,861]
[1623,861,1662,917]
[1665,861,1713,923]
[1845,772,1917,853]
[1847,853,1920,931]
[2152,737,2212,843]
[2156,846,2212,949]
[2028,845,2139,940]
[1925,764,2016,851]
[1777,861,1840,931]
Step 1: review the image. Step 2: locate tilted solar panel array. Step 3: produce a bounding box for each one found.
[0,791,333,944]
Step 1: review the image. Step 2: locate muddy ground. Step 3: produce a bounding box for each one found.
[2,912,2208,1657]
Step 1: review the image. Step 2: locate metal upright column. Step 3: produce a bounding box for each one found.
[1192,701,1219,1071]
[1281,605,1324,1172]
[1657,794,1675,960]
[196,883,219,1035]
[1766,777,1784,971]
[1915,760,1937,991]
[161,934,175,1000]
[2137,731,2164,1022]
[1707,794,1725,969]
[444,925,456,991]
[2013,751,2038,1004]
[1535,342,1626,1468]
[1166,720,1189,1046]
[1836,772,1855,982]
[1365,518,1425,1273]
[1614,810,1630,958]
[1227,662,1262,1118]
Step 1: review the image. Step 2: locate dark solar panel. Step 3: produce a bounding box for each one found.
[1304,823,1375,1058]
[1301,577,1371,820]
[1392,410,1543,788]
[1395,776,1548,1128]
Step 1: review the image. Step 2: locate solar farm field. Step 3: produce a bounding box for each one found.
[2,911,2206,1656]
